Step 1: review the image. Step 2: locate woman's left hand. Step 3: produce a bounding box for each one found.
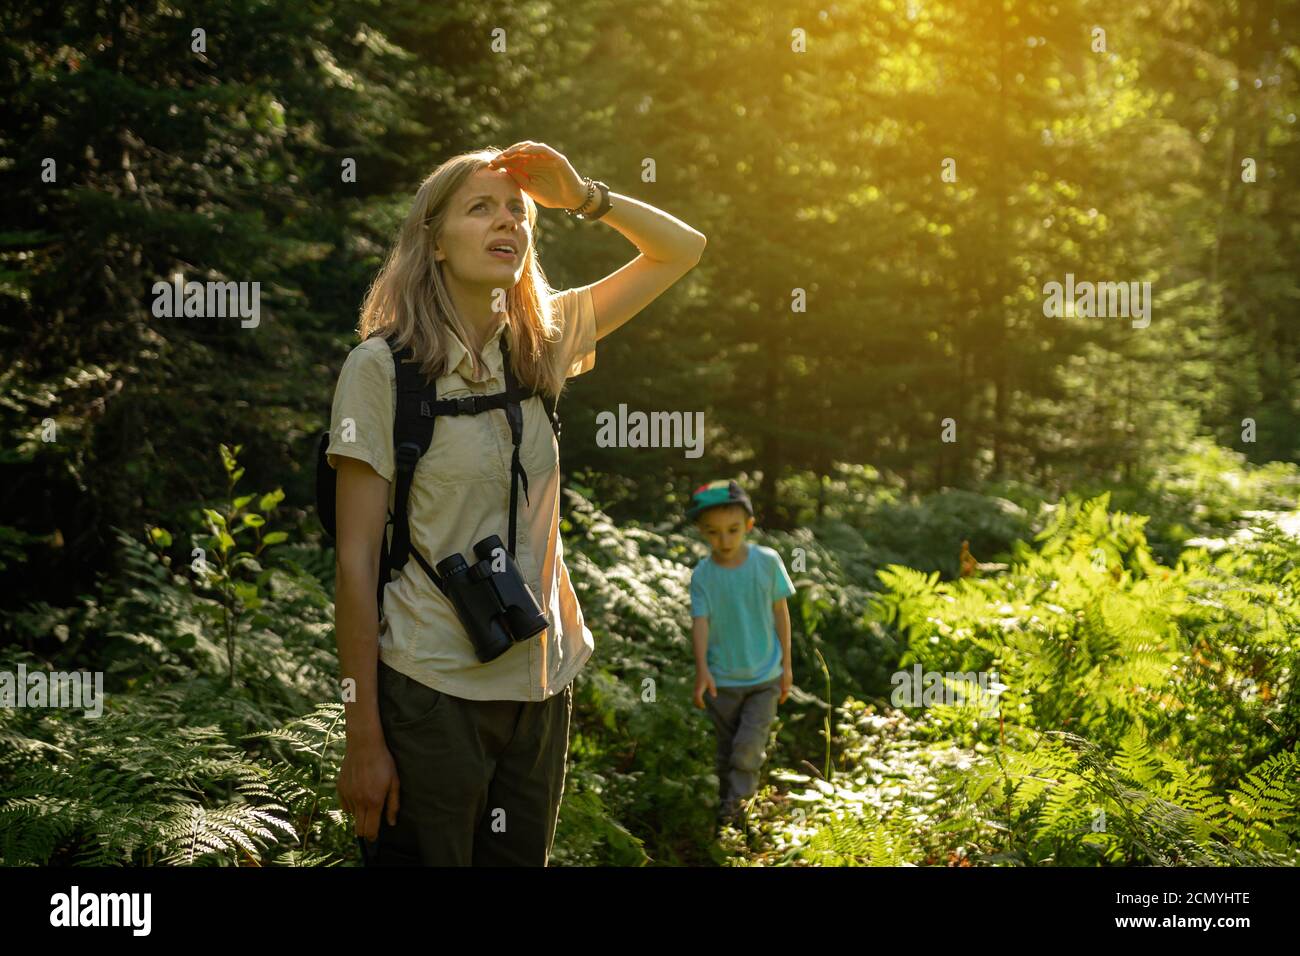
[488,141,588,211]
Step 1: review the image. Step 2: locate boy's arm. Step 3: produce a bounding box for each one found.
[692,616,716,708]
[774,598,793,702]
[773,599,792,668]
[769,550,797,702]
[692,615,710,672]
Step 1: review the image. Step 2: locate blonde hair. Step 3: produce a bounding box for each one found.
[357,147,568,397]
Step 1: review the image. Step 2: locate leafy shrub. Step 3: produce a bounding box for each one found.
[860,489,1032,583]
[0,446,346,865]
[739,492,1299,866]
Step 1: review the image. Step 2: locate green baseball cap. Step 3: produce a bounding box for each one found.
[686,479,754,520]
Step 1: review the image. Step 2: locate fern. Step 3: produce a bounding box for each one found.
[802,808,922,866]
[971,726,1299,865]
[0,697,355,865]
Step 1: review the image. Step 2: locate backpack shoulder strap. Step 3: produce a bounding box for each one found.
[387,335,437,580]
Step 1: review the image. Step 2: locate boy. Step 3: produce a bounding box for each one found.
[687,479,797,827]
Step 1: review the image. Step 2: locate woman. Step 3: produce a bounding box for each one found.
[330,141,706,865]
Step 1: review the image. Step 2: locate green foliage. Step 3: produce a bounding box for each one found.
[860,489,1032,583]
[794,809,923,867]
[1087,437,1300,562]
[0,448,345,865]
[966,728,1300,865]
[1,696,295,866]
[741,492,1298,866]
[142,443,297,688]
[0,524,37,572]
[0,0,474,610]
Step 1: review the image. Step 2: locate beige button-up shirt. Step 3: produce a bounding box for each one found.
[327,285,598,702]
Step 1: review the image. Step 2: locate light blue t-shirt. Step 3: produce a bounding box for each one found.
[690,543,797,687]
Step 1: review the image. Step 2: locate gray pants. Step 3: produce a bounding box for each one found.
[703,675,782,809]
[359,659,573,866]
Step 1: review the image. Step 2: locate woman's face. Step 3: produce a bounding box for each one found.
[434,166,531,290]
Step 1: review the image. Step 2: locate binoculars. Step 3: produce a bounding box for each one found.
[435,535,549,663]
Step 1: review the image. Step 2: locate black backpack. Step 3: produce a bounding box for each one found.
[315,331,561,620]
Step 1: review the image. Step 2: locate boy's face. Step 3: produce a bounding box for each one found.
[695,505,754,561]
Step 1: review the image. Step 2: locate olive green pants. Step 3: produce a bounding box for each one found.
[358,659,573,866]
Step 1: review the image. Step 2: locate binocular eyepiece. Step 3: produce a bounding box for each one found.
[435,535,549,663]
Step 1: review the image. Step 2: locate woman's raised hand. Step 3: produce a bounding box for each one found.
[488,141,588,211]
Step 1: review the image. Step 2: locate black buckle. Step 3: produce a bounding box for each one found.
[455,396,477,415]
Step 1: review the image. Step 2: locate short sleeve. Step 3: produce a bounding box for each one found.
[770,550,796,601]
[689,570,710,618]
[548,285,597,380]
[326,340,396,482]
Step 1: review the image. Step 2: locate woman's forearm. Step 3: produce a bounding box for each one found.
[335,559,384,747]
[593,190,707,263]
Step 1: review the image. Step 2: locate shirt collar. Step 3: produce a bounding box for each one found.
[445,318,508,383]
